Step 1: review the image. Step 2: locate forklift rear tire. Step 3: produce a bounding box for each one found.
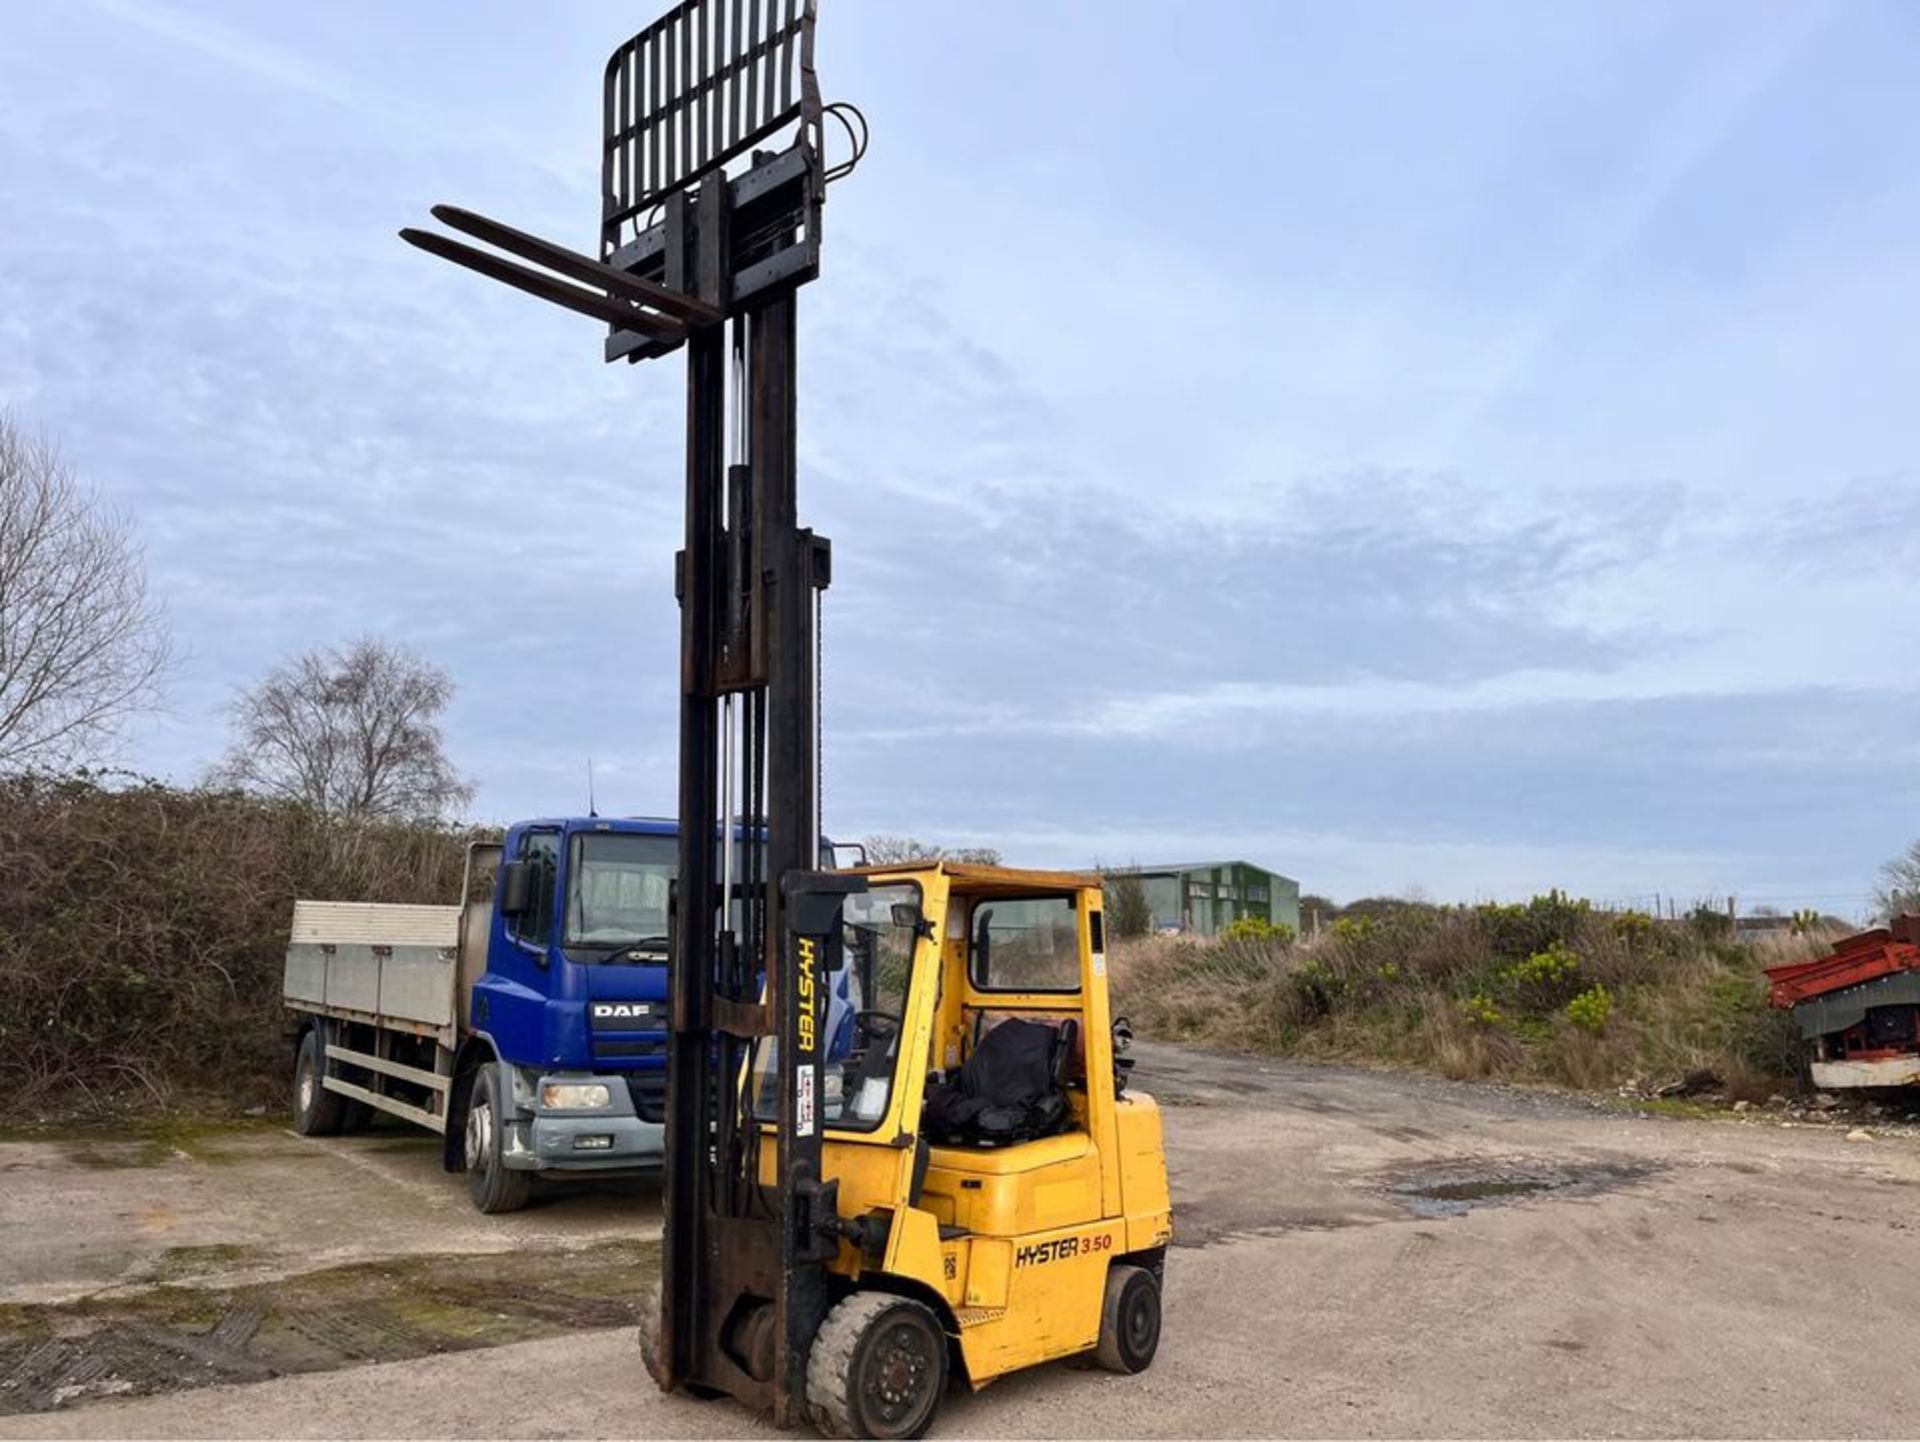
[807,1291,947,1440]
[465,1066,532,1214]
[1093,1264,1161,1375]
[293,1029,347,1136]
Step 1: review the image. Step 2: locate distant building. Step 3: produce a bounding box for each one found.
[1103,860,1300,937]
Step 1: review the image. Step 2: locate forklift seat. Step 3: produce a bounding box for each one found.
[922,1015,1078,1147]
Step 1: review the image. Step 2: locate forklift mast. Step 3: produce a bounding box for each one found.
[401,0,864,1423]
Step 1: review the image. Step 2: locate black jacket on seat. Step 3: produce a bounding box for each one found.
[922,1017,1068,1146]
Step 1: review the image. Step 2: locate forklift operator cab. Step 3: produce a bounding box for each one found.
[753,863,1173,1439]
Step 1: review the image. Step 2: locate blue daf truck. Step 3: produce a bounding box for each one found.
[283,816,678,1211]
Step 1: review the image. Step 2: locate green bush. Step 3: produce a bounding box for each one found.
[1503,942,1584,1008]
[1461,992,1503,1027]
[1507,943,1579,987]
[1609,909,1658,949]
[1565,984,1613,1033]
[1478,889,1594,961]
[1289,958,1342,1020]
[1220,915,1296,945]
[1688,902,1734,940]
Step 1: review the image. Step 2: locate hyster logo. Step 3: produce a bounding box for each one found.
[796,937,817,1055]
[1015,1237,1080,1268]
[590,1002,656,1022]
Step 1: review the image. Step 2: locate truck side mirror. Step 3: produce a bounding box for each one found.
[498,860,532,917]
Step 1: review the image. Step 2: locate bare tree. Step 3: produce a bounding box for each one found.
[862,834,1003,866]
[1878,840,1920,921]
[212,638,473,821]
[0,416,171,770]
[1100,869,1154,940]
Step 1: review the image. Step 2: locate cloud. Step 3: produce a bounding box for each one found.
[78,0,369,113]
[1,2,1915,912]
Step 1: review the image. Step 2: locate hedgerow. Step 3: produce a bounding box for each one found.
[0,773,480,1114]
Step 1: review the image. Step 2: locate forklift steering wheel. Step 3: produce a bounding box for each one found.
[855,1009,902,1040]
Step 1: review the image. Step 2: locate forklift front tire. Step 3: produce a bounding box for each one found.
[1093,1263,1161,1375]
[807,1291,948,1441]
[637,1284,726,1401]
[637,1282,666,1385]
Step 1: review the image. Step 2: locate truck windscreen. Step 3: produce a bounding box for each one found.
[565,833,675,951]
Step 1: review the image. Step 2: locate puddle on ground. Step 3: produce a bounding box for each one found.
[1382,1158,1654,1218]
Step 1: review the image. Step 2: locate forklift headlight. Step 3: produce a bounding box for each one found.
[542,1082,612,1110]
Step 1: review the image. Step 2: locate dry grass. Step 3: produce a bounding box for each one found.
[1110,896,1828,1097]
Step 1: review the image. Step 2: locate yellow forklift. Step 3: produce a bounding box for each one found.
[746,861,1171,1435]
[404,2,1171,1435]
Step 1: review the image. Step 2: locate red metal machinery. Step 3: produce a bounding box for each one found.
[1766,917,1920,1089]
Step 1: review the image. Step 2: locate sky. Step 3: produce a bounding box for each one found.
[1,1,1915,913]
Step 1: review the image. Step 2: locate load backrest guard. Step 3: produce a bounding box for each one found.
[601,0,822,252]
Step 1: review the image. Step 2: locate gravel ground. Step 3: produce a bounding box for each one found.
[7,1044,1920,1437]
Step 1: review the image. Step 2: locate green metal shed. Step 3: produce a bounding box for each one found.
[1103,860,1300,937]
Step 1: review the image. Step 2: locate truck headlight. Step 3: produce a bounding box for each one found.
[542,1081,612,1110]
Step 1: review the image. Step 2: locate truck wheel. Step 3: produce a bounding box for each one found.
[807,1291,947,1441]
[464,1066,532,1214]
[1093,1263,1161,1374]
[292,1029,347,1136]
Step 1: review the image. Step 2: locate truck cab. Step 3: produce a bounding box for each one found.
[460,816,839,1209]
[286,815,687,1213]
[460,816,679,1203]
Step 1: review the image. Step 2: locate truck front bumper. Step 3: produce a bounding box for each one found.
[504,1071,666,1173]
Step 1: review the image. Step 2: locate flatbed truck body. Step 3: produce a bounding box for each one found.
[283,816,675,1209]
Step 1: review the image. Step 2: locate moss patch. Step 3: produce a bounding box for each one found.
[0,1115,302,1170]
[148,1243,260,1281]
[1598,1095,1729,1122]
[0,1237,659,1416]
